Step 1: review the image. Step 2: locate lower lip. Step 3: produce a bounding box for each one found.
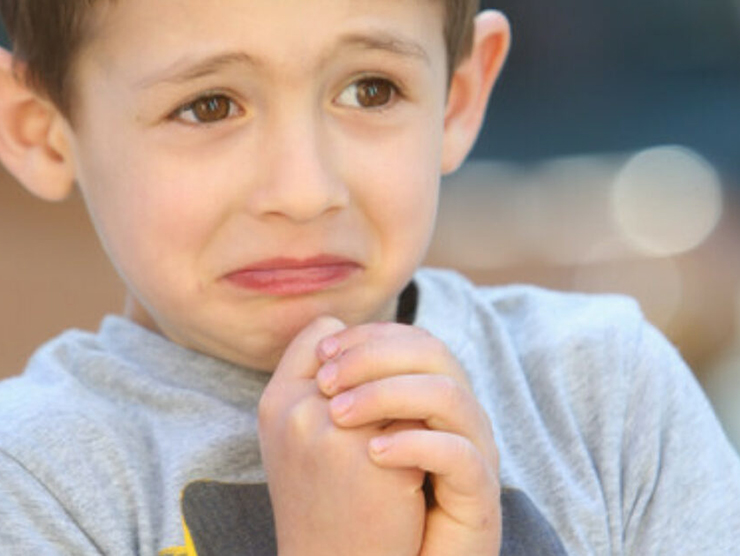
[225,263,360,296]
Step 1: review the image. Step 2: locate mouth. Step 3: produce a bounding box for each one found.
[224,255,362,296]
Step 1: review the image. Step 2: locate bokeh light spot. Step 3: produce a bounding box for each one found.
[611,145,723,256]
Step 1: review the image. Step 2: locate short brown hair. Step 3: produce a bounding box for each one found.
[0,0,479,117]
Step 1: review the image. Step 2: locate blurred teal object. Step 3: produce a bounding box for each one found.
[475,0,740,180]
[0,13,8,48]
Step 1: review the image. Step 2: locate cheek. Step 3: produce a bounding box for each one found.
[76,142,223,287]
[350,127,442,254]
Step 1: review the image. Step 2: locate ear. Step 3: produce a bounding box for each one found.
[0,48,75,201]
[441,10,511,175]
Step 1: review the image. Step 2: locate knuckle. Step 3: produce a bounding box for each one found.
[435,374,467,411]
[285,396,324,439]
[451,435,478,464]
[425,337,467,378]
[427,343,449,368]
[450,436,492,486]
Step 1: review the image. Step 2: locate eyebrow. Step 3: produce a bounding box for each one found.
[136,31,430,89]
[338,31,431,65]
[136,52,257,89]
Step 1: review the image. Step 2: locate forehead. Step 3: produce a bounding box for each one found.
[81,0,447,81]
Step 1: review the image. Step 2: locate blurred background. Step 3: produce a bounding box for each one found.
[1,1,739,449]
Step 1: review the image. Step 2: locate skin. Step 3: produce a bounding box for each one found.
[260,316,502,555]
[67,0,452,371]
[0,0,511,553]
[259,317,429,556]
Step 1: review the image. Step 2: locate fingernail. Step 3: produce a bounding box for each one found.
[330,392,354,419]
[369,436,392,455]
[317,362,338,394]
[317,337,341,361]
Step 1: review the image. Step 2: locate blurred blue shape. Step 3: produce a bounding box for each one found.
[0,13,8,49]
[475,0,740,180]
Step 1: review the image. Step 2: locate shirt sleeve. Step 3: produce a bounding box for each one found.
[620,319,740,555]
[0,451,106,556]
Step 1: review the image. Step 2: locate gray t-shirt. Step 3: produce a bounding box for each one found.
[0,268,738,555]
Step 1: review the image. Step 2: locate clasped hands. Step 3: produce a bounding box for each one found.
[259,317,502,556]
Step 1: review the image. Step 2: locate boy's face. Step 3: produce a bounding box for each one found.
[67,0,450,370]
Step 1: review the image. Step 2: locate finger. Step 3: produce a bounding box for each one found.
[368,429,500,523]
[315,321,390,362]
[316,323,469,396]
[329,374,496,462]
[272,316,347,383]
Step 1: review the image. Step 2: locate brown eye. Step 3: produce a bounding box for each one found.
[355,79,394,107]
[336,78,397,109]
[194,96,230,121]
[176,94,239,124]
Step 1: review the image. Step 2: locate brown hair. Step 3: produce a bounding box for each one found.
[444,0,481,79]
[0,0,480,117]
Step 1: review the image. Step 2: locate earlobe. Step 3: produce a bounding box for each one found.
[0,48,75,201]
[441,11,511,175]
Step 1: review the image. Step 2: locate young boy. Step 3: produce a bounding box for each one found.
[0,0,738,554]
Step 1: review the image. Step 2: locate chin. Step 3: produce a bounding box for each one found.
[162,286,399,371]
[234,297,395,370]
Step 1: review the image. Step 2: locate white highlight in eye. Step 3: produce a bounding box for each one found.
[336,83,364,108]
[611,145,723,257]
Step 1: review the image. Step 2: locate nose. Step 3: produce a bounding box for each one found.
[252,108,348,223]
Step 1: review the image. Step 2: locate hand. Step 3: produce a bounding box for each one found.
[258,317,426,556]
[316,322,502,556]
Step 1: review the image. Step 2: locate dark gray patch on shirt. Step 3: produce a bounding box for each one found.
[181,481,276,556]
[500,487,568,555]
[180,481,567,555]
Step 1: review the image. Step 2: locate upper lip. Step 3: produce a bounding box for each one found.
[228,254,361,273]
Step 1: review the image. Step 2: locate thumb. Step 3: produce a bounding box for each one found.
[273,316,347,382]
